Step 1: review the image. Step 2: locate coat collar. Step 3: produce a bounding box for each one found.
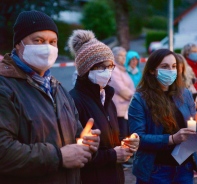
[74,76,114,105]
[0,53,27,79]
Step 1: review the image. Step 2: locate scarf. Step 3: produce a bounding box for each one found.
[11,49,53,101]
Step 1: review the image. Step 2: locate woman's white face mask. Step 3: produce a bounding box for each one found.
[88,69,112,88]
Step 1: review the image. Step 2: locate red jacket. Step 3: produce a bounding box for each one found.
[186,57,197,90]
[186,57,197,76]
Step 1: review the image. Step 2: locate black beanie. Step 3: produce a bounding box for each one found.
[13,10,58,47]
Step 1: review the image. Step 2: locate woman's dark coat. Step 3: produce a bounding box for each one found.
[69,77,124,184]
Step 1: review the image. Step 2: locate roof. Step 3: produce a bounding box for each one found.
[174,2,197,25]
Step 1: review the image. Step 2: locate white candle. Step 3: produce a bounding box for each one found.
[187,117,196,131]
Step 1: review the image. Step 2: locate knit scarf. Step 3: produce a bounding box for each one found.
[11,49,53,101]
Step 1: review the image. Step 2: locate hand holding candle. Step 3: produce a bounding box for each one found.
[76,118,101,154]
[77,118,94,145]
[80,118,94,138]
[122,133,140,152]
[187,117,196,131]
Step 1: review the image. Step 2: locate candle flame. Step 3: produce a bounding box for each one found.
[77,138,83,145]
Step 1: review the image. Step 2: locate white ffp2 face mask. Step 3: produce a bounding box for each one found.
[22,41,58,71]
[88,69,112,88]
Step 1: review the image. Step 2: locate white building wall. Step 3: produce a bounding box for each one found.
[54,11,82,24]
[178,7,197,34]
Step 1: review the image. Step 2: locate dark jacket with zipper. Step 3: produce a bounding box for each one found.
[0,54,82,184]
[69,77,124,184]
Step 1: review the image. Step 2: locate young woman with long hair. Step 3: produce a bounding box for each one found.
[128,49,197,184]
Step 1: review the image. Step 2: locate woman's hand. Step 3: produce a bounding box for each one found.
[114,146,133,163]
[122,133,140,153]
[170,128,196,145]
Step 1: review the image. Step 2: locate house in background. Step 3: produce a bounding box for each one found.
[54,11,82,24]
[54,0,92,24]
[174,2,197,34]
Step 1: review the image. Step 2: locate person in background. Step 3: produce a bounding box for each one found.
[181,43,197,90]
[110,46,136,171]
[128,49,197,184]
[0,10,101,184]
[125,50,142,88]
[69,29,140,184]
[110,46,135,141]
[176,53,197,109]
[176,53,197,94]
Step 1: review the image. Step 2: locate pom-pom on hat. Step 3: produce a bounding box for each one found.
[13,10,58,47]
[68,29,114,76]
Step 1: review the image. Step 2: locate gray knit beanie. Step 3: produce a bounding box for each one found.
[68,29,114,77]
[13,10,58,47]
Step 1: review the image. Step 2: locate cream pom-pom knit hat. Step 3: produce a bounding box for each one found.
[68,29,114,76]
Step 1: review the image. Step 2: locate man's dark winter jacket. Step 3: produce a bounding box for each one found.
[69,77,125,184]
[0,54,82,184]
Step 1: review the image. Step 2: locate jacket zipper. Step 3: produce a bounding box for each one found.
[106,114,115,148]
[100,100,116,148]
[28,80,65,146]
[107,114,122,184]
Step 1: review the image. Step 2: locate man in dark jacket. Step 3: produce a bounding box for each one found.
[0,10,100,184]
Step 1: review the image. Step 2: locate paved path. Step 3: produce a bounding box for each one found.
[124,167,136,184]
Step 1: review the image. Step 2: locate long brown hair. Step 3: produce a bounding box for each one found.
[137,49,183,134]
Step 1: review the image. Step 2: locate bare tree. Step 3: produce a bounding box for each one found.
[112,0,130,50]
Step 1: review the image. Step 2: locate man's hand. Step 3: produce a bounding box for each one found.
[83,129,101,153]
[60,144,92,168]
[80,118,101,153]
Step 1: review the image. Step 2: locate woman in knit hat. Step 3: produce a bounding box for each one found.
[69,30,140,184]
[110,46,135,141]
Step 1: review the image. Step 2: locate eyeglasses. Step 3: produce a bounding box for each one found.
[91,64,116,72]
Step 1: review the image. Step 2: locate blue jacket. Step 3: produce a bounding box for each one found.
[128,89,197,182]
[125,51,142,87]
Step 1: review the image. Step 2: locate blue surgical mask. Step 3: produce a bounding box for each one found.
[156,69,177,86]
[188,52,197,62]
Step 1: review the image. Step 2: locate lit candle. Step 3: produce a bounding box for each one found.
[76,138,83,145]
[121,140,128,148]
[121,134,134,147]
[187,117,196,131]
[130,134,137,138]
